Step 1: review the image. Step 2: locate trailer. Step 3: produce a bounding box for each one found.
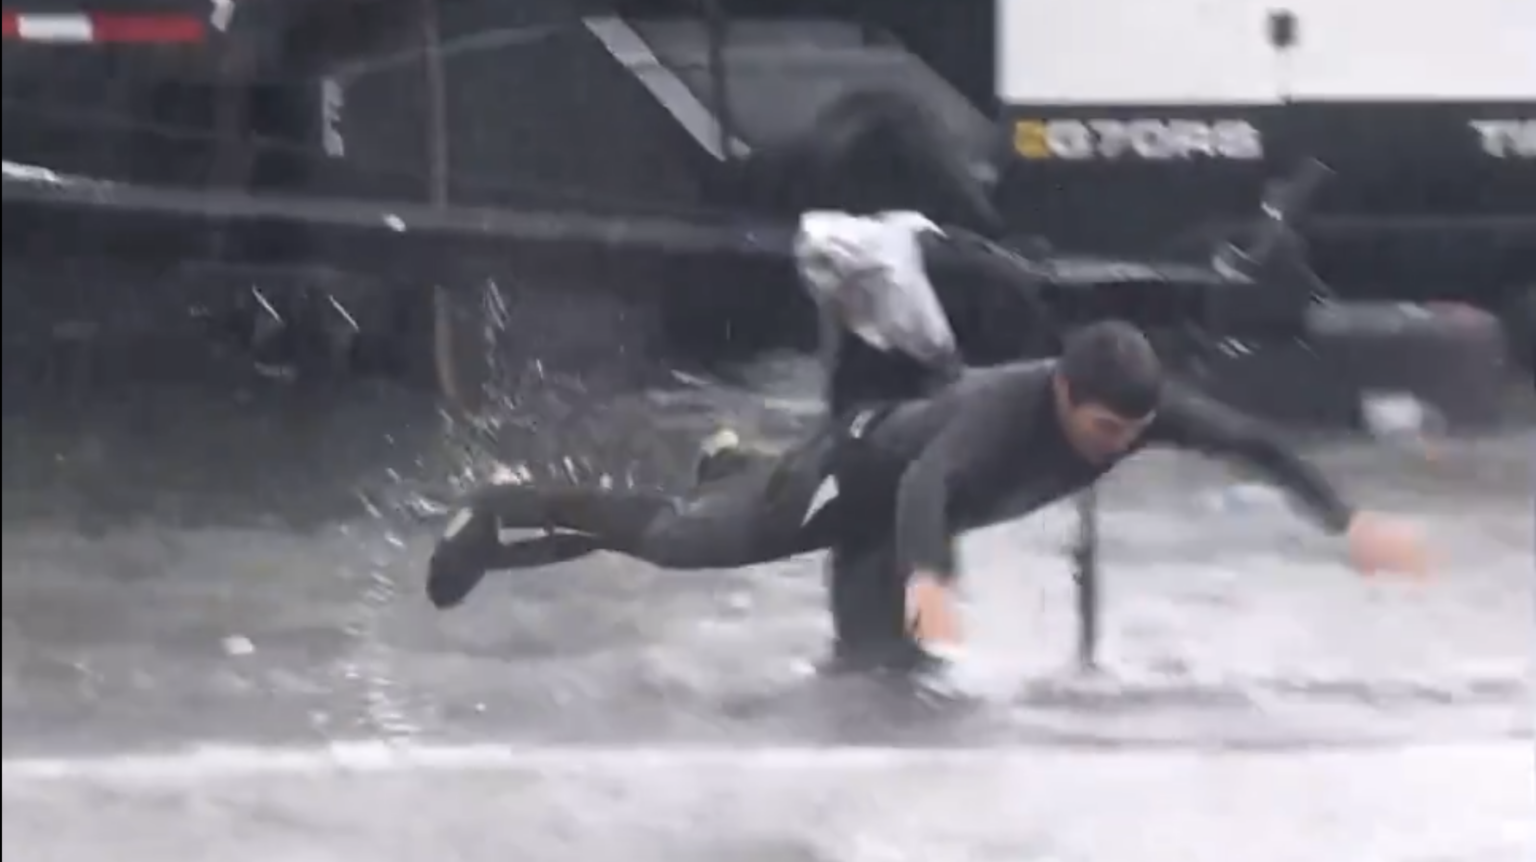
[993,0,1534,361]
[3,0,1529,402]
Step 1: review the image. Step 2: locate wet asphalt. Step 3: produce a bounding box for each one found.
[1,327,1532,861]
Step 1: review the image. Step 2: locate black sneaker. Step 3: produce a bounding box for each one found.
[694,427,752,485]
[425,506,498,609]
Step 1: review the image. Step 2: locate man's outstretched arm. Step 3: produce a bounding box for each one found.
[1147,383,1427,574]
[1148,383,1354,533]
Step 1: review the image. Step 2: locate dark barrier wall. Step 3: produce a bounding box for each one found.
[302,0,713,214]
[645,0,995,113]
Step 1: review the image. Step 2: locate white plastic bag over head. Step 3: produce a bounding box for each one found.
[793,210,958,366]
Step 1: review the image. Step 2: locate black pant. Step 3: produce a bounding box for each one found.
[824,536,925,671]
[433,408,927,666]
[438,444,920,669]
[436,428,841,575]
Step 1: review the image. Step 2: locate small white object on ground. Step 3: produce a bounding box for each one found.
[1206,482,1288,514]
[1361,391,1440,442]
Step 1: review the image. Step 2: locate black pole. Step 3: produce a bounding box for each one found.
[417,0,449,210]
[417,0,482,413]
[1071,485,1101,671]
[700,0,739,163]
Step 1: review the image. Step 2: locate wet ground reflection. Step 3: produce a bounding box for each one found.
[2,331,1531,861]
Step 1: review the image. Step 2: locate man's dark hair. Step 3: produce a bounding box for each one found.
[1057,320,1163,418]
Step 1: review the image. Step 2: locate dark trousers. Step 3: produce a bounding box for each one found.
[825,536,923,670]
[468,468,921,669]
[457,429,842,571]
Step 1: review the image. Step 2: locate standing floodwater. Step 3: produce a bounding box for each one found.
[2,293,1532,860]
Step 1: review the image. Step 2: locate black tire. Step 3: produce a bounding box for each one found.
[1198,301,1509,430]
[748,88,1006,237]
[820,88,1006,238]
[1308,301,1510,430]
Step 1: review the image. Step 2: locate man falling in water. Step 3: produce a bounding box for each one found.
[427,211,1426,673]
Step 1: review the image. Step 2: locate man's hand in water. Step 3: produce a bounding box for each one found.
[906,573,963,655]
[1346,512,1429,577]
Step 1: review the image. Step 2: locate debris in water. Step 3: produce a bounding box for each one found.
[1362,391,1434,439]
[670,369,711,388]
[1206,482,1287,513]
[222,636,255,657]
[1361,390,1446,461]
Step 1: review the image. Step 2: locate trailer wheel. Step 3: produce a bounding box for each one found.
[1311,301,1509,430]
[1198,302,1508,430]
[744,88,1005,237]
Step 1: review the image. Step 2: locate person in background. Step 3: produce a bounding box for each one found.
[427,212,1428,675]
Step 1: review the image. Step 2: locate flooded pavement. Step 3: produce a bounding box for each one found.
[1,340,1532,861]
